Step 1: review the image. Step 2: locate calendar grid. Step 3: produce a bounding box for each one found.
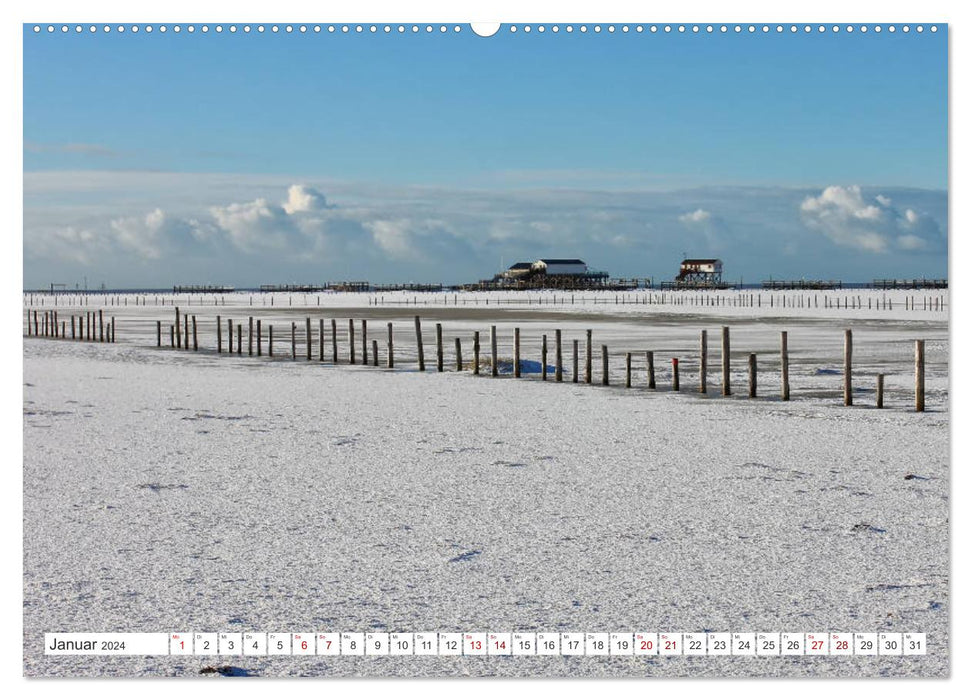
[44,632,927,657]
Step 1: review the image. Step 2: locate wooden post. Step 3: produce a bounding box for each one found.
[372,339,379,366]
[646,351,656,389]
[237,324,242,355]
[672,358,680,391]
[699,330,708,394]
[319,319,325,361]
[843,329,853,406]
[780,331,790,401]
[514,328,521,378]
[915,340,925,412]
[269,325,274,357]
[349,320,356,364]
[585,329,593,384]
[175,307,181,348]
[216,315,222,353]
[361,319,368,365]
[491,325,498,377]
[72,315,76,340]
[601,346,609,386]
[415,316,425,371]
[257,320,262,356]
[249,317,254,356]
[291,322,297,359]
[192,316,198,350]
[387,322,394,368]
[573,340,579,383]
[555,329,563,382]
[876,373,885,409]
[156,320,161,347]
[306,318,312,361]
[455,337,463,370]
[332,319,338,363]
[626,353,632,388]
[169,325,174,347]
[436,323,444,372]
[227,319,233,354]
[542,335,548,380]
[721,326,731,395]
[473,331,480,375]
[99,309,105,342]
[748,354,757,398]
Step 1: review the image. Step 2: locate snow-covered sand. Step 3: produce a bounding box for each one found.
[22,291,949,677]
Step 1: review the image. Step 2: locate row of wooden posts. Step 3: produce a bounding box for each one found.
[153,308,928,412]
[24,309,116,343]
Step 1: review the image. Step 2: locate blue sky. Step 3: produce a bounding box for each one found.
[23,24,948,287]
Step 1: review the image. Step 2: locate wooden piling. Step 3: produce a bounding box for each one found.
[626,353,632,388]
[371,339,378,366]
[748,354,757,397]
[228,319,234,353]
[257,320,262,356]
[72,315,77,340]
[99,309,105,343]
[156,320,161,347]
[349,320,356,365]
[216,315,222,353]
[647,351,656,389]
[876,373,884,409]
[415,316,425,371]
[455,337,463,371]
[269,325,274,357]
[602,346,609,386]
[491,326,498,377]
[473,331,480,375]
[915,340,925,412]
[237,324,242,355]
[249,317,254,356]
[169,325,174,347]
[175,307,181,348]
[319,319,325,362]
[361,319,368,365]
[672,358,680,391]
[573,339,579,383]
[436,323,444,372]
[192,316,198,350]
[699,329,708,394]
[387,322,394,368]
[542,335,548,380]
[781,331,790,401]
[332,319,338,363]
[585,329,593,384]
[721,326,731,396]
[555,329,563,382]
[291,322,297,359]
[306,318,312,361]
[514,328,521,378]
[844,329,853,406]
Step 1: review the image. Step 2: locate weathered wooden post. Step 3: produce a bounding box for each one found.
[415,316,425,371]
[269,325,274,357]
[361,319,368,365]
[602,346,609,386]
[748,354,757,398]
[781,331,790,401]
[216,315,222,353]
[555,329,563,382]
[192,316,198,350]
[387,322,394,368]
[349,319,356,364]
[585,329,593,384]
[844,329,853,406]
[626,353,632,388]
[72,315,77,340]
[227,319,234,353]
[646,351,656,389]
[514,328,521,378]
[542,335,548,381]
[721,326,731,396]
[699,330,708,393]
[331,319,338,363]
[99,309,105,342]
[436,323,444,372]
[573,339,579,383]
[156,320,161,347]
[183,313,189,349]
[248,317,254,356]
[291,322,296,359]
[306,318,312,361]
[175,307,181,348]
[257,320,262,356]
[372,339,379,366]
[237,324,242,355]
[319,319,325,362]
[491,325,498,377]
[915,339,925,412]
[876,373,885,409]
[455,337,463,371]
[169,325,174,347]
[473,331,480,375]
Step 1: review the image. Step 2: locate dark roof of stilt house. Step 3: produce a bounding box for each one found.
[537,258,587,265]
[681,258,721,265]
[508,262,533,270]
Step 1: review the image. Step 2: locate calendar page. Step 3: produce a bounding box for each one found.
[21,6,949,681]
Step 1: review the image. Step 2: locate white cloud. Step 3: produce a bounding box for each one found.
[800,185,943,254]
[282,184,329,215]
[679,208,711,224]
[109,208,168,259]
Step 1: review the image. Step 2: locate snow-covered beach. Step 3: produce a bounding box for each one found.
[23,290,949,677]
